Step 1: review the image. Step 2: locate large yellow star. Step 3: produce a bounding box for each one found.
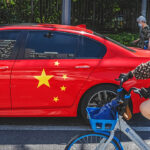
[34,69,54,88]
[60,85,66,91]
[53,96,59,102]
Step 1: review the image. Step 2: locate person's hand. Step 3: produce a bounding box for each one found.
[131,39,140,45]
[139,88,150,99]
[119,71,133,82]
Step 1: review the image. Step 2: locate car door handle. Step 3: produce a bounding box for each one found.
[0,66,9,70]
[75,65,91,69]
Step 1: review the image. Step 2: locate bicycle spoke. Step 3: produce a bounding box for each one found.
[104,90,108,102]
[98,91,102,102]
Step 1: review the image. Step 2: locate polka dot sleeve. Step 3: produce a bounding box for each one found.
[133,61,150,80]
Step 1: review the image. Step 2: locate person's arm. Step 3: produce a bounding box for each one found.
[131,61,150,80]
[132,38,140,44]
[146,27,150,49]
[119,61,150,81]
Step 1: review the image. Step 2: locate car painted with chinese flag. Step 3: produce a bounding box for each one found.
[0,23,150,120]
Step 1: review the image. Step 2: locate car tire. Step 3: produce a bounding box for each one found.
[79,84,119,121]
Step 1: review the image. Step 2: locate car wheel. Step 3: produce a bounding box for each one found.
[80,85,118,121]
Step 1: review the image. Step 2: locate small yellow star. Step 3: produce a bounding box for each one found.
[53,96,59,102]
[34,69,53,88]
[62,74,68,80]
[60,85,66,91]
[54,61,60,66]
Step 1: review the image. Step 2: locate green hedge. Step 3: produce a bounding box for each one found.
[106,32,139,46]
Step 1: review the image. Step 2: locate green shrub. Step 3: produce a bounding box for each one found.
[106,32,139,46]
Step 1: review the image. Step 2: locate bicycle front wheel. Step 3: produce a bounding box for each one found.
[65,132,122,150]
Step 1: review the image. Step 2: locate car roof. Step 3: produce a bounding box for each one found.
[0,23,93,34]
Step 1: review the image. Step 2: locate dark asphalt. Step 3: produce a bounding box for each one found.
[0,113,149,150]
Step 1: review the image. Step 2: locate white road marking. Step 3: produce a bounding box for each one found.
[0,125,149,131]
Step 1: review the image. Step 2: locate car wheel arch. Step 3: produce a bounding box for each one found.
[77,83,133,117]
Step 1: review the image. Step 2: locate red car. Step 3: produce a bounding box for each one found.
[0,23,150,119]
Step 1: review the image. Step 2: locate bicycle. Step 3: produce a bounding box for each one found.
[65,78,150,150]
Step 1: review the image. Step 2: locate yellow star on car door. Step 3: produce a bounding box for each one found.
[34,69,54,88]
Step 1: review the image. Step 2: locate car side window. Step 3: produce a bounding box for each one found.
[0,31,20,60]
[76,36,107,59]
[24,31,78,59]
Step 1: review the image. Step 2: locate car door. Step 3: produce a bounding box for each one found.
[0,30,21,109]
[11,30,106,109]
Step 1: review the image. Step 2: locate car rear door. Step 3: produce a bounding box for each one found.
[11,30,106,109]
[0,30,21,109]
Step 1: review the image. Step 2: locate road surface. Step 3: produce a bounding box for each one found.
[0,113,149,150]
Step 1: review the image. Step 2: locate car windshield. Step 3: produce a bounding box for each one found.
[94,32,136,53]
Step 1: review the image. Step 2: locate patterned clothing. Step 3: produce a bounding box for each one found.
[137,26,150,48]
[133,61,150,79]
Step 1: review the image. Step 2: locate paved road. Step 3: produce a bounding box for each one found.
[0,113,149,150]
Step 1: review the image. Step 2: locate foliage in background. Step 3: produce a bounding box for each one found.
[106,32,139,46]
[0,0,142,32]
[71,0,141,33]
[0,0,61,24]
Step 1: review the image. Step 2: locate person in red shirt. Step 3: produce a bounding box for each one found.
[120,61,150,119]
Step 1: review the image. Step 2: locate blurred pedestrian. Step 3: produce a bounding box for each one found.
[132,16,150,49]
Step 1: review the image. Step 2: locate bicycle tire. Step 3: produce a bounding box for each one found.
[65,132,123,150]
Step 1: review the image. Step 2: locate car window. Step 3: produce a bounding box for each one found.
[76,36,107,59]
[24,31,78,59]
[94,32,136,53]
[0,31,20,60]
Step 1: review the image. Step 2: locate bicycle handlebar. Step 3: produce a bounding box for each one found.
[115,77,142,117]
[115,77,142,98]
[115,78,124,88]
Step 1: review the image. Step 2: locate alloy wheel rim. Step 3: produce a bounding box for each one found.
[87,90,117,107]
